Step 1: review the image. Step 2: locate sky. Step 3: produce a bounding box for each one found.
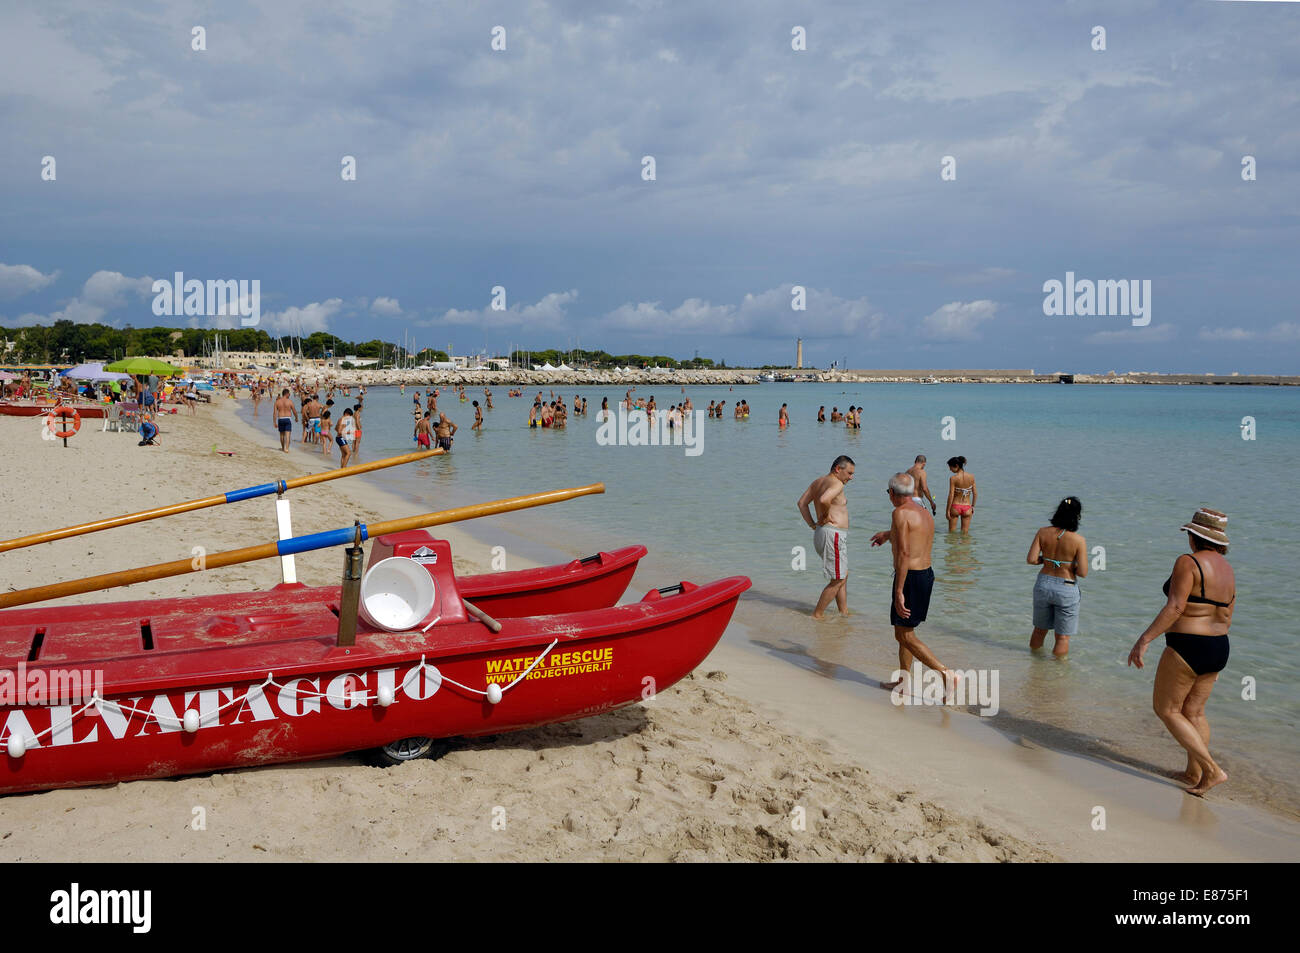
[1,0,1297,372]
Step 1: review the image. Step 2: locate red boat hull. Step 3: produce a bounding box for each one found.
[0,401,107,419]
[0,573,750,794]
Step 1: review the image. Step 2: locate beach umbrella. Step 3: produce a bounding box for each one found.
[58,362,132,382]
[103,357,183,377]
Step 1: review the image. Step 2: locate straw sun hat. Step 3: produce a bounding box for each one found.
[1181,508,1229,549]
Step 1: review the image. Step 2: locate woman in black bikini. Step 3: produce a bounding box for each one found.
[1127,509,1234,796]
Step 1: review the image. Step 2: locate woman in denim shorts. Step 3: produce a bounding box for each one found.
[1026,497,1088,658]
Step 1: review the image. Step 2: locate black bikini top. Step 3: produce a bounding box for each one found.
[1163,554,1234,608]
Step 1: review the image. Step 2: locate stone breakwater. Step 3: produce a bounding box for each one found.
[270,367,1299,387]
[290,368,768,387]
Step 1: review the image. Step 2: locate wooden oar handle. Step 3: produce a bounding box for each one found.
[462,599,503,633]
[0,483,605,611]
[0,449,440,554]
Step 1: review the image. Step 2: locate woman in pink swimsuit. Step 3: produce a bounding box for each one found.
[945,456,976,533]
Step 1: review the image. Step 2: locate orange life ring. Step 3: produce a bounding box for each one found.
[46,408,81,439]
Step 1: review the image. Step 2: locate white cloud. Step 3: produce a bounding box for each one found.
[0,263,58,299]
[1266,322,1300,342]
[1197,322,1300,343]
[260,299,344,335]
[15,270,155,325]
[1086,323,1177,345]
[370,296,402,317]
[428,290,579,329]
[81,270,153,309]
[921,300,998,341]
[604,285,883,339]
[1198,326,1255,342]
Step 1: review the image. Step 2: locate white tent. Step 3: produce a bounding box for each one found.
[556,363,574,372]
[540,362,557,371]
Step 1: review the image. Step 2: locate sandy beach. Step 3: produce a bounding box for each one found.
[0,396,1295,862]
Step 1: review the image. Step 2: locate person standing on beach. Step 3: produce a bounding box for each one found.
[871,473,956,694]
[906,455,938,515]
[1027,497,1087,658]
[273,389,297,453]
[797,455,855,620]
[1127,508,1234,796]
[415,411,433,449]
[945,456,976,532]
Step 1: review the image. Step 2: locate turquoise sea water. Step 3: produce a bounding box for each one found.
[241,382,1300,815]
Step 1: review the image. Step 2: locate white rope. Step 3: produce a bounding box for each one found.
[5,641,560,752]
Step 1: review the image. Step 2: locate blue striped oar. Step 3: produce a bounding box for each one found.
[0,450,440,554]
[0,483,604,610]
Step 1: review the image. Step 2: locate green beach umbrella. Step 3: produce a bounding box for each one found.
[103,357,183,377]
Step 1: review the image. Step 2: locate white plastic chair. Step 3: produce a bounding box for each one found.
[101,403,122,433]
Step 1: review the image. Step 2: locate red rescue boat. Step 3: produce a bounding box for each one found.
[0,476,750,794]
[0,559,749,794]
[0,400,107,419]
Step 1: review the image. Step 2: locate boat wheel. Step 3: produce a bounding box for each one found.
[368,736,453,768]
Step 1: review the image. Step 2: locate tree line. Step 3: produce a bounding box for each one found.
[0,321,722,370]
[0,321,448,366]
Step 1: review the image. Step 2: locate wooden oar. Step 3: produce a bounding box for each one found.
[0,449,441,554]
[0,483,605,610]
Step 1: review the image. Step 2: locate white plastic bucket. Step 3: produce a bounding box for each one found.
[359,557,437,631]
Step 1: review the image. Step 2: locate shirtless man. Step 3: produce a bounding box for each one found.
[415,411,433,449]
[273,389,297,452]
[830,407,843,422]
[335,408,355,467]
[779,403,789,430]
[433,412,457,451]
[302,394,321,445]
[797,455,855,620]
[871,473,956,693]
[906,455,938,516]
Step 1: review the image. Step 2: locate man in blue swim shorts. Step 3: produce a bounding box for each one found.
[273,388,297,453]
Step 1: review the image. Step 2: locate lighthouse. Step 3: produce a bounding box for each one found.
[796,338,803,369]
